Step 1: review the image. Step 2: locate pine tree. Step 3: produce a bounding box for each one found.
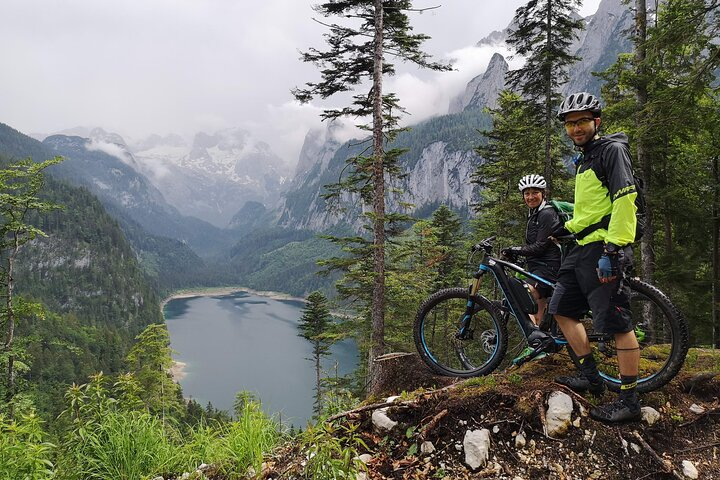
[293,0,450,385]
[298,291,335,416]
[125,323,182,421]
[473,91,546,248]
[429,205,465,290]
[505,0,583,191]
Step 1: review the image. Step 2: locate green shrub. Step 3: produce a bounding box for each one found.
[57,410,179,480]
[218,402,280,476]
[300,421,367,479]
[0,413,55,480]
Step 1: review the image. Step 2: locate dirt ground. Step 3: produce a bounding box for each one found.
[268,349,720,480]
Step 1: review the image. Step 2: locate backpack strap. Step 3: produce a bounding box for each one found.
[575,214,610,241]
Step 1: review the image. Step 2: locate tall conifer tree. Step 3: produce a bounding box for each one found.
[298,291,335,416]
[293,0,450,384]
[505,0,584,191]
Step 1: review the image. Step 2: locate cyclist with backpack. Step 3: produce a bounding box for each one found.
[549,92,642,423]
[501,174,562,329]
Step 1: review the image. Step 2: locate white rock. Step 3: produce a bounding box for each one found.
[492,425,500,434]
[631,443,641,454]
[420,441,436,455]
[515,431,526,448]
[357,453,373,464]
[546,391,574,438]
[682,460,699,479]
[641,406,661,425]
[356,472,368,480]
[689,404,705,414]
[573,417,581,428]
[371,409,397,431]
[463,429,491,470]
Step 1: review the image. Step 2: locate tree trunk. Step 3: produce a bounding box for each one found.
[713,155,719,348]
[4,240,18,417]
[544,0,553,192]
[369,0,386,385]
[315,344,322,414]
[369,352,455,397]
[635,0,655,283]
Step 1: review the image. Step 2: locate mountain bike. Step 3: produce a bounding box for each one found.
[413,236,689,393]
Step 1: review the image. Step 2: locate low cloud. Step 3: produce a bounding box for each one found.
[85,140,133,165]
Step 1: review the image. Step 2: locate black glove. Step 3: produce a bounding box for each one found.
[501,246,522,258]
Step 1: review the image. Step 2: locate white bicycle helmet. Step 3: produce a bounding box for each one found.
[518,174,547,192]
[557,91,602,120]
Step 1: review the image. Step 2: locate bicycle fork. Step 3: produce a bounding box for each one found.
[457,271,485,340]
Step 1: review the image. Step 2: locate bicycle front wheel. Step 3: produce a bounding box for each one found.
[414,288,508,377]
[575,277,689,393]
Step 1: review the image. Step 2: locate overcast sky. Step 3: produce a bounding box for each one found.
[0,0,601,164]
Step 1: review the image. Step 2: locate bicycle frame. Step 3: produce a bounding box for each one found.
[463,239,555,341]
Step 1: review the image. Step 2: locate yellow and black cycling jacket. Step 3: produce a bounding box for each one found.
[565,133,637,247]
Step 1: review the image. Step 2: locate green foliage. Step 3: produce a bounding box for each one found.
[299,291,338,416]
[0,413,55,480]
[58,409,179,480]
[125,324,183,418]
[218,400,280,476]
[299,421,367,479]
[505,0,582,188]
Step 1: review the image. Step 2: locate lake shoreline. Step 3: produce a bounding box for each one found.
[162,286,307,381]
[160,286,306,312]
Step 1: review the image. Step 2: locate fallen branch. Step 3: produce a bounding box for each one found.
[631,430,683,479]
[536,391,548,438]
[681,372,718,394]
[326,381,460,422]
[674,441,720,453]
[679,406,720,428]
[550,382,594,410]
[418,408,448,442]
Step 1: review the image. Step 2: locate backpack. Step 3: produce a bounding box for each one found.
[631,175,647,241]
[547,199,574,224]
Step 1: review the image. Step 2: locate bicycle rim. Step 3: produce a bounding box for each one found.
[590,277,689,393]
[414,288,507,377]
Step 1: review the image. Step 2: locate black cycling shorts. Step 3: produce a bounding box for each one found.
[548,242,634,334]
[526,265,557,299]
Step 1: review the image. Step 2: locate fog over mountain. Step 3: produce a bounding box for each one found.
[1,0,600,168]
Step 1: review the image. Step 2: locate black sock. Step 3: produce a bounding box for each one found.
[577,353,602,384]
[620,375,639,404]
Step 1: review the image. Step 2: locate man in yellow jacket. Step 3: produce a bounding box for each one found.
[549,92,641,423]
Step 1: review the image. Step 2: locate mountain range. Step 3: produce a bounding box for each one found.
[0,0,637,298]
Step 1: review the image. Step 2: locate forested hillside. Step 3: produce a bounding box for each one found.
[0,122,229,294]
[1,159,162,417]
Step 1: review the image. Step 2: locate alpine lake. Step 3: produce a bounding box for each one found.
[164,290,358,427]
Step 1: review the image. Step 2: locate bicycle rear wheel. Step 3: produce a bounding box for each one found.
[573,277,689,393]
[414,288,508,377]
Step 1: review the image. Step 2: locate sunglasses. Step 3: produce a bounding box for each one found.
[563,117,595,130]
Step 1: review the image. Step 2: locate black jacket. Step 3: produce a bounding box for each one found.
[517,200,562,271]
